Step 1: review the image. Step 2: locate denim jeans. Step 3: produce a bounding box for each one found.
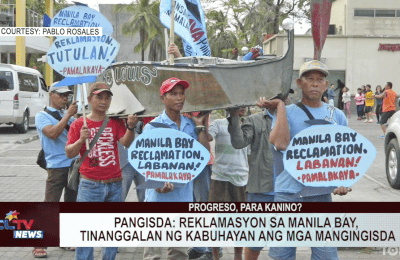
[193,165,211,202]
[268,192,338,260]
[247,193,274,252]
[121,164,146,202]
[191,166,212,254]
[246,193,274,203]
[356,105,363,118]
[75,178,122,260]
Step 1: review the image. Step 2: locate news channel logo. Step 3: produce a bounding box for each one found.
[383,247,400,256]
[0,210,43,239]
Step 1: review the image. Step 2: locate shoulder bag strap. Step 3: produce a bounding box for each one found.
[44,107,70,132]
[76,117,110,166]
[295,102,315,120]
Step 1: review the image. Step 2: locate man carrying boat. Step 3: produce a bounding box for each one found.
[266,60,351,260]
[142,77,210,260]
[65,83,138,260]
[227,89,289,260]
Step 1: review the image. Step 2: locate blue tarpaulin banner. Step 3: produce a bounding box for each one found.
[159,0,210,57]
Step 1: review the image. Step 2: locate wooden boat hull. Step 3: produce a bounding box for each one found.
[99,29,294,117]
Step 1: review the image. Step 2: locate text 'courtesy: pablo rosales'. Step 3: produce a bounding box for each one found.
[0,27,102,36]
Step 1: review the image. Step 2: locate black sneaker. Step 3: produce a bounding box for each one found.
[188,248,204,259]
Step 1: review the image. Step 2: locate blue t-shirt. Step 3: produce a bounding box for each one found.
[35,107,76,168]
[275,103,347,194]
[143,110,197,202]
[327,89,335,100]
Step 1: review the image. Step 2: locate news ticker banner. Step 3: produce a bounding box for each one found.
[2,202,400,247]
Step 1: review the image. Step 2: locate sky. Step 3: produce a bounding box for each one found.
[66,0,310,34]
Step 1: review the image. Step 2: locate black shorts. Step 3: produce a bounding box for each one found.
[365,106,373,113]
[380,110,396,125]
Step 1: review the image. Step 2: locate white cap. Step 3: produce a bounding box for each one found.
[49,82,72,93]
[299,60,329,77]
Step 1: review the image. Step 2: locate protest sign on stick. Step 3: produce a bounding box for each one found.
[45,4,119,87]
[284,125,376,188]
[45,4,120,149]
[128,128,210,189]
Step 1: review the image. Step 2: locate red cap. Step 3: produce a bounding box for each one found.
[90,82,113,96]
[160,77,189,96]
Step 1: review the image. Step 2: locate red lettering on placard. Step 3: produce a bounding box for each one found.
[296,161,303,170]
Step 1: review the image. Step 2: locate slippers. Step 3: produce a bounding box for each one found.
[61,247,75,251]
[32,248,47,258]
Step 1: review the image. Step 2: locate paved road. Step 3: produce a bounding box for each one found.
[333,115,400,202]
[0,112,399,259]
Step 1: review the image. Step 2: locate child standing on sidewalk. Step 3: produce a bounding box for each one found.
[342,87,351,118]
[364,84,374,123]
[354,88,365,120]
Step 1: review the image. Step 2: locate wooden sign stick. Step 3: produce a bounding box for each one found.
[164,28,169,60]
[79,84,90,150]
[169,0,175,64]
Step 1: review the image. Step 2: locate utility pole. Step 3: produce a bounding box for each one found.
[15,0,25,66]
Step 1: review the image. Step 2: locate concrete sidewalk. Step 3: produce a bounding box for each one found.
[0,246,397,259]
[0,110,399,259]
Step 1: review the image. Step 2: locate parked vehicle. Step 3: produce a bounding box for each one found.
[385,111,400,188]
[0,64,49,133]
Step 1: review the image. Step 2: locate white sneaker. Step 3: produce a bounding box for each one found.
[369,119,374,123]
[363,120,368,123]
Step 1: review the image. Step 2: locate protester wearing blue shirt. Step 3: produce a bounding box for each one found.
[143,110,198,202]
[35,83,77,202]
[143,77,211,260]
[33,83,77,258]
[266,60,351,260]
[327,84,336,106]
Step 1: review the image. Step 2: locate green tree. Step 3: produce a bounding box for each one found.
[114,0,164,61]
[147,1,167,61]
[205,10,239,58]
[203,0,310,54]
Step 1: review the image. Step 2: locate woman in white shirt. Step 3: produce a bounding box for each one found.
[342,87,351,118]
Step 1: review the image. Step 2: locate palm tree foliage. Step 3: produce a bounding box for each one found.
[114,0,165,61]
[113,0,310,59]
[205,10,239,58]
[203,0,310,57]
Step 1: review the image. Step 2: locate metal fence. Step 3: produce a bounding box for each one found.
[0,4,43,27]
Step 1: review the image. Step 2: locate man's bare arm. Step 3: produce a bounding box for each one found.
[42,102,77,140]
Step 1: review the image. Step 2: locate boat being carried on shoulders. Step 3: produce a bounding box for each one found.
[99,28,294,117]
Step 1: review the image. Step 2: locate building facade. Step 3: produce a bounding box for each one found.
[264,0,400,106]
[99,4,148,62]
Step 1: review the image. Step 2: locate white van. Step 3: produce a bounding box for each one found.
[0,64,49,133]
